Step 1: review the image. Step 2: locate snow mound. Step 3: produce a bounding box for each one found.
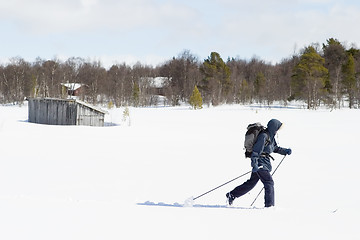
[183,197,194,207]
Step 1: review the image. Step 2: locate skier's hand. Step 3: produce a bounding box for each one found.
[285,148,292,155]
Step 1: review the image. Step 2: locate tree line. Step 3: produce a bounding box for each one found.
[1,38,359,109]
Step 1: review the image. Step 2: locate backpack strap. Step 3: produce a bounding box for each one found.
[261,130,274,160]
[260,152,275,161]
[261,129,270,146]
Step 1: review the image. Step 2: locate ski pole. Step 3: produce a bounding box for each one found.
[250,155,287,207]
[193,170,252,201]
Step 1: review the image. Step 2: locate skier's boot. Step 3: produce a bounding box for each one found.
[226,192,235,206]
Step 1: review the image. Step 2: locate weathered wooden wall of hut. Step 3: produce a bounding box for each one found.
[28,98,105,126]
[76,104,105,127]
[28,98,77,125]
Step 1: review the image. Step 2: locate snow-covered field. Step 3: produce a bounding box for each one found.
[0,103,358,239]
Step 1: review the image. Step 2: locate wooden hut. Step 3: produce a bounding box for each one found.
[27,98,107,127]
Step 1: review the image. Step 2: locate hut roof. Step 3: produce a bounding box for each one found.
[27,97,108,114]
[75,99,108,114]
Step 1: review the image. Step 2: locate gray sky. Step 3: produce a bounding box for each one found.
[1,0,359,68]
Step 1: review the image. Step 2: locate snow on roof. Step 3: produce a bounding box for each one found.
[61,83,83,90]
[141,77,170,88]
[151,77,168,88]
[75,99,108,114]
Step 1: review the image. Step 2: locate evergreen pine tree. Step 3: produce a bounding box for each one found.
[322,38,346,107]
[342,53,356,108]
[254,72,266,102]
[199,52,231,105]
[291,46,329,109]
[189,86,203,109]
[107,100,114,109]
[132,82,140,107]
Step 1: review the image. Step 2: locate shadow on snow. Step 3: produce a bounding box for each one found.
[137,201,259,210]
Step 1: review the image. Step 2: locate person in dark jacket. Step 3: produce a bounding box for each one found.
[226,119,292,207]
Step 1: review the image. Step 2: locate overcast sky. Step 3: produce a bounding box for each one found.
[1,0,360,68]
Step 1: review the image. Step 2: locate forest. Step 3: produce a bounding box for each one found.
[1,38,359,109]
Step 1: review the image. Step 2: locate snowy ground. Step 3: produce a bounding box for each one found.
[0,103,359,239]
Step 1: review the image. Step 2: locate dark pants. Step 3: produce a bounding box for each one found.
[230,170,274,207]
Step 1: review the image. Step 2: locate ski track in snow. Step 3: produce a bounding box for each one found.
[137,201,266,210]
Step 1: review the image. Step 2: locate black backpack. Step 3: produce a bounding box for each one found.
[244,123,269,158]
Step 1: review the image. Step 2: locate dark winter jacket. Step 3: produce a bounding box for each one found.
[251,119,288,172]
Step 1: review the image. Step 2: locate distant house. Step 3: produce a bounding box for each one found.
[27,98,107,127]
[143,77,170,96]
[61,83,86,97]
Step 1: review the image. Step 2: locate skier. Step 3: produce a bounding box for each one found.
[226,119,292,207]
